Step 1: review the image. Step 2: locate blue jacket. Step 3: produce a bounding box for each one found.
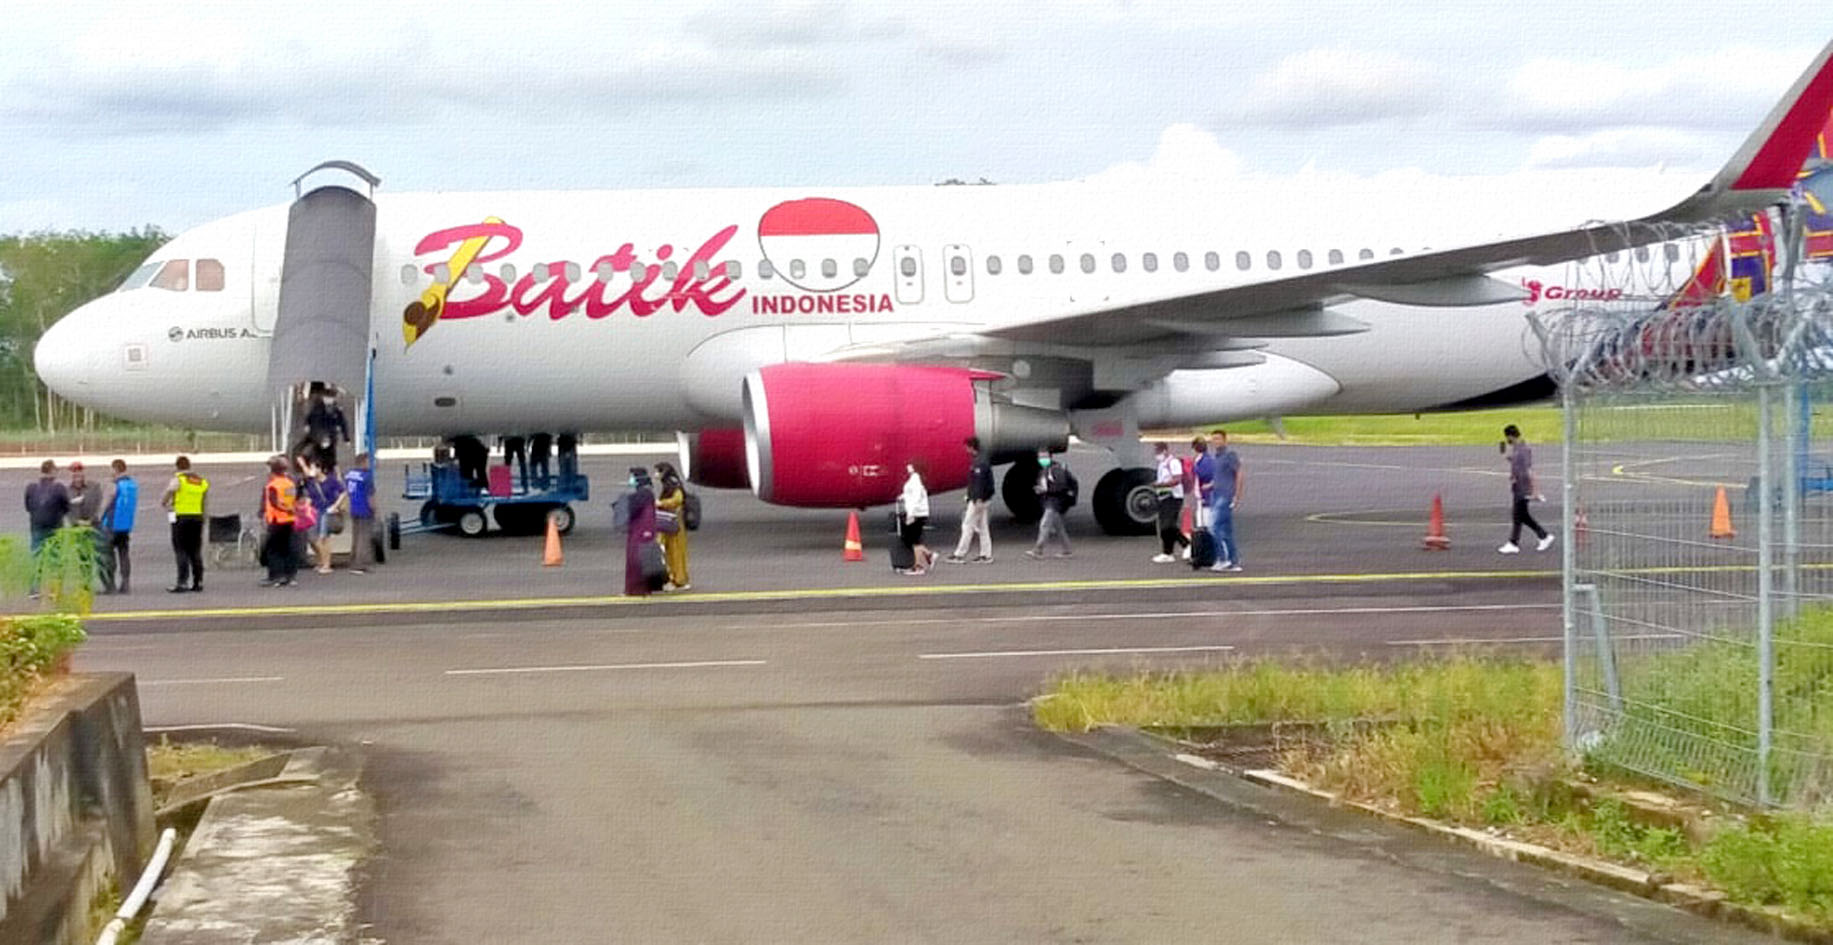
[104,475,137,533]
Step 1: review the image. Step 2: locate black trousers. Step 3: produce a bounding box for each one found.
[1157,495,1188,555]
[170,516,204,588]
[264,522,298,582]
[100,531,131,591]
[1510,496,1548,544]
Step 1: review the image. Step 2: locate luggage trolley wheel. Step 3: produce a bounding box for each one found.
[457,508,488,537]
[549,504,576,535]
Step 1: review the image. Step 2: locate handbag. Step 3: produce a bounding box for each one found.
[327,510,347,535]
[639,540,669,591]
[655,509,679,534]
[295,498,318,532]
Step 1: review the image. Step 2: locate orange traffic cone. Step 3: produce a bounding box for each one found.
[543,512,564,566]
[843,511,865,562]
[1709,486,1736,539]
[1423,493,1450,550]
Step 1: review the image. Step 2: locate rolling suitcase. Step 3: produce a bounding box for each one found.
[1189,503,1217,569]
[889,540,917,572]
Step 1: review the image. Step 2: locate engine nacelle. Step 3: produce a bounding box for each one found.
[676,428,751,490]
[743,363,1068,507]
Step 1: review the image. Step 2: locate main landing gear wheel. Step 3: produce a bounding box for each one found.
[1093,467,1159,536]
[1002,457,1043,523]
[456,509,488,537]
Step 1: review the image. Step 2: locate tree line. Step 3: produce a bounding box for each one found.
[0,229,167,432]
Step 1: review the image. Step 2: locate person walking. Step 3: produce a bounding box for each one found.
[303,461,344,574]
[1151,441,1189,563]
[1026,448,1075,559]
[260,456,299,588]
[622,467,658,597]
[342,453,375,574]
[161,456,208,592]
[946,437,994,563]
[1206,430,1244,572]
[898,461,933,575]
[24,460,69,597]
[654,461,691,590]
[66,462,103,591]
[99,459,137,594]
[303,385,349,471]
[1499,424,1554,554]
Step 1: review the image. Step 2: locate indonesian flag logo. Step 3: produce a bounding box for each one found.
[758,197,879,293]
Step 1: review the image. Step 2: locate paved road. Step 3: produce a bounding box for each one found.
[60,444,1763,943]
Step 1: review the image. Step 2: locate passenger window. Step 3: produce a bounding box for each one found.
[725,260,742,280]
[1663,242,1680,261]
[1111,253,1126,273]
[1267,250,1283,271]
[464,264,482,284]
[1297,249,1312,270]
[1328,249,1343,265]
[1389,247,1403,256]
[565,262,582,282]
[1633,246,1649,262]
[853,258,869,276]
[1605,251,1620,263]
[789,260,806,280]
[1204,251,1220,272]
[1079,253,1095,274]
[596,260,616,281]
[662,261,680,281]
[950,255,967,276]
[821,258,837,278]
[759,260,774,279]
[399,263,418,287]
[1017,255,1033,274]
[502,263,520,284]
[1234,251,1251,271]
[694,260,711,280]
[195,258,225,291]
[987,255,1002,275]
[533,263,551,282]
[1173,252,1189,272]
[1142,252,1157,272]
[1359,248,1374,260]
[1049,254,1064,274]
[630,262,649,281]
[150,259,189,291]
[433,263,451,283]
[899,257,917,277]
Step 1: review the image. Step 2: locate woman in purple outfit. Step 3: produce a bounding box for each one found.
[623,467,657,597]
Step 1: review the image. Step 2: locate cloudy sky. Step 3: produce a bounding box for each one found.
[0,0,1819,233]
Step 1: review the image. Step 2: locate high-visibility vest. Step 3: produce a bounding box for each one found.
[264,475,296,525]
[173,475,208,516]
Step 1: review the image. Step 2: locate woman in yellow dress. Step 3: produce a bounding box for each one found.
[653,462,690,591]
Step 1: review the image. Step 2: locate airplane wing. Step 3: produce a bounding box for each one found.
[842,38,1833,354]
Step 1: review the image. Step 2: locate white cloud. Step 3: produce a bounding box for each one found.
[1523,127,1713,170]
[1082,123,1246,186]
[1501,45,1815,133]
[1233,48,1446,127]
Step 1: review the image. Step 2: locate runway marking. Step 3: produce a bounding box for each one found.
[1305,509,1517,528]
[918,645,1235,660]
[1386,633,1685,646]
[140,675,284,686]
[444,659,768,676]
[752,602,1560,630]
[80,569,1559,622]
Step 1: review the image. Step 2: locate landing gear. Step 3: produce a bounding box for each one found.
[1092,468,1158,536]
[1002,457,1042,523]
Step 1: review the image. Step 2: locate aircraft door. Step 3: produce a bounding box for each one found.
[943,244,974,303]
[893,245,923,305]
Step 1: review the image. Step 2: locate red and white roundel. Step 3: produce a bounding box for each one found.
[758,197,879,292]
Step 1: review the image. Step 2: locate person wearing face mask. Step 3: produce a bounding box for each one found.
[303,385,350,471]
[653,461,690,590]
[1026,448,1076,559]
[898,461,933,575]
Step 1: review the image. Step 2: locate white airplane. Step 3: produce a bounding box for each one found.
[34,40,1833,534]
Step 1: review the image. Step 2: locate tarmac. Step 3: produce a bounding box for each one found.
[54,442,1762,942]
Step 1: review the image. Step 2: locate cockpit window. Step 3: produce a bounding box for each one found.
[117,262,161,292]
[196,259,225,291]
[149,259,189,292]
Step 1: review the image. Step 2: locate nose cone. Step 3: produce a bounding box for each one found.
[35,303,98,401]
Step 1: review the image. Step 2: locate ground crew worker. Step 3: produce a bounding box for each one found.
[161,456,208,592]
[947,437,994,563]
[261,455,299,587]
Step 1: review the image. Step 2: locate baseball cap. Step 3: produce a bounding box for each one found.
[68,461,84,471]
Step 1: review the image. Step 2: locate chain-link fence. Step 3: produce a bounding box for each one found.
[1534,208,1833,809]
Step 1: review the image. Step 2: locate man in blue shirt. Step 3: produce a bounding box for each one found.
[1206,430,1245,572]
[99,459,137,594]
[343,453,375,574]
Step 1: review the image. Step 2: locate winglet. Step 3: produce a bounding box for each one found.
[1716,39,1833,193]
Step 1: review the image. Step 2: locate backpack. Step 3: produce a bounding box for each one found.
[1061,469,1079,510]
[682,491,702,531]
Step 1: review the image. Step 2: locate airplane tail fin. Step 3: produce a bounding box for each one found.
[1703,39,1833,199]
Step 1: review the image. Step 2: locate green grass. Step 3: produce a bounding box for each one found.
[1209,407,1562,446]
[146,737,273,787]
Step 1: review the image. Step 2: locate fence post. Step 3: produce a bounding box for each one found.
[1561,374,1579,750]
[1757,383,1776,807]
[1784,380,1804,618]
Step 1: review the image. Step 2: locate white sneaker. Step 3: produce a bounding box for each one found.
[1210,561,1231,572]
[1498,542,1521,554]
[1226,564,1243,572]
[1180,546,1191,560]
[1536,535,1556,552]
[1152,553,1176,564]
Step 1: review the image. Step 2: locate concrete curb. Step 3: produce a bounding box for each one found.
[1238,768,1833,945]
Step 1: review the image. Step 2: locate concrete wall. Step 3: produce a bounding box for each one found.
[0,673,155,945]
